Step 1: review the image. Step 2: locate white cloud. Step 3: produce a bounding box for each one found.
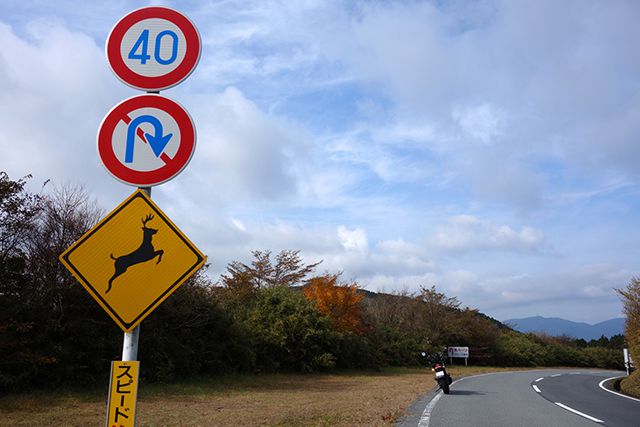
[431,215,545,254]
[185,86,310,202]
[452,103,506,144]
[305,0,640,208]
[367,272,438,294]
[338,225,368,252]
[231,218,247,232]
[464,153,546,210]
[3,1,638,324]
[465,263,630,320]
[443,269,478,295]
[0,20,127,197]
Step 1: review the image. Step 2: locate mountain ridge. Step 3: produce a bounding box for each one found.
[503,316,625,340]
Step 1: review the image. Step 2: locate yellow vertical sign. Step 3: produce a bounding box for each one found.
[106,361,140,427]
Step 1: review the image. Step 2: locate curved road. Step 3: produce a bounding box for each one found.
[398,369,640,427]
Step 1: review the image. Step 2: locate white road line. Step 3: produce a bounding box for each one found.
[598,376,640,402]
[532,385,541,393]
[418,370,567,427]
[554,402,603,423]
[551,374,562,377]
[535,377,543,382]
[418,376,468,427]
[418,390,443,427]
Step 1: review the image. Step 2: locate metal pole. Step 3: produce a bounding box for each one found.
[121,186,151,361]
[122,325,140,361]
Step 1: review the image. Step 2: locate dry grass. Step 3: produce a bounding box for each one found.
[620,369,640,398]
[0,366,515,426]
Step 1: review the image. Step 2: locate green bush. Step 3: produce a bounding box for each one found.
[4,171,631,389]
[579,347,624,370]
[495,332,549,366]
[139,278,249,382]
[244,286,338,372]
[330,331,377,370]
[365,327,423,367]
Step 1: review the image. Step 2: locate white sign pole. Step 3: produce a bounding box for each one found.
[102,7,201,426]
[624,348,630,376]
[121,186,150,363]
[122,326,140,361]
[114,187,147,427]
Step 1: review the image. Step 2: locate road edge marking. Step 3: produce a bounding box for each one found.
[416,369,576,427]
[532,385,541,393]
[417,390,443,427]
[417,371,513,427]
[598,376,640,402]
[554,402,603,423]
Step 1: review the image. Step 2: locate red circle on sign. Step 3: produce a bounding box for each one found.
[106,7,201,91]
[97,94,196,187]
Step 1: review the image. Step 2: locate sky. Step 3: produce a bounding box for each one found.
[1,0,639,324]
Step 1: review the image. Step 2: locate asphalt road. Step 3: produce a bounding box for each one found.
[397,369,640,427]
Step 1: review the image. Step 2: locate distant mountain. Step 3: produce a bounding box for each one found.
[503,316,625,340]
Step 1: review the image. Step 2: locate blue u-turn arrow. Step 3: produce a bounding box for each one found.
[125,115,173,163]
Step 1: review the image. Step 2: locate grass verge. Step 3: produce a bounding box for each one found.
[620,369,640,398]
[0,366,530,426]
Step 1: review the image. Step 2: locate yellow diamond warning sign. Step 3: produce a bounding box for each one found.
[59,190,206,331]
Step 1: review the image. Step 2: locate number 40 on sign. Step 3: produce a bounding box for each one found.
[128,29,179,65]
[106,6,201,91]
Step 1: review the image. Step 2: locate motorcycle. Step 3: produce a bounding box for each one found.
[421,351,453,394]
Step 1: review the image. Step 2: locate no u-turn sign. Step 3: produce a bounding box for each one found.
[97,94,196,187]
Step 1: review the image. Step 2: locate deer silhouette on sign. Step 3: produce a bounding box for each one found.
[106,214,164,294]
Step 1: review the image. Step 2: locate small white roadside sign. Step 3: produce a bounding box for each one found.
[448,346,470,365]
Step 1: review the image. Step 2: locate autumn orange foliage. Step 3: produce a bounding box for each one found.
[303,274,364,334]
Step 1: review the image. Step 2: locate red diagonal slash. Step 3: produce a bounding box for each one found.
[121,114,173,164]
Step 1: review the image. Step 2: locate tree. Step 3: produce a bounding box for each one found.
[362,290,424,335]
[25,184,102,303]
[419,285,461,345]
[608,334,625,350]
[245,286,337,372]
[218,250,322,327]
[0,172,43,389]
[0,172,42,262]
[0,182,112,390]
[618,279,640,356]
[618,278,640,373]
[139,267,251,380]
[303,273,364,334]
[0,172,42,305]
[221,250,321,290]
[360,290,428,366]
[447,308,500,364]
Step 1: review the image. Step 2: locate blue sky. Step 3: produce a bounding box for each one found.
[1,0,639,323]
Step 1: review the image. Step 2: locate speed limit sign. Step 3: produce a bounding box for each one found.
[106,7,201,91]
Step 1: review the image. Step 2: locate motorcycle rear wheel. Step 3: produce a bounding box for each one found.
[441,382,450,394]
